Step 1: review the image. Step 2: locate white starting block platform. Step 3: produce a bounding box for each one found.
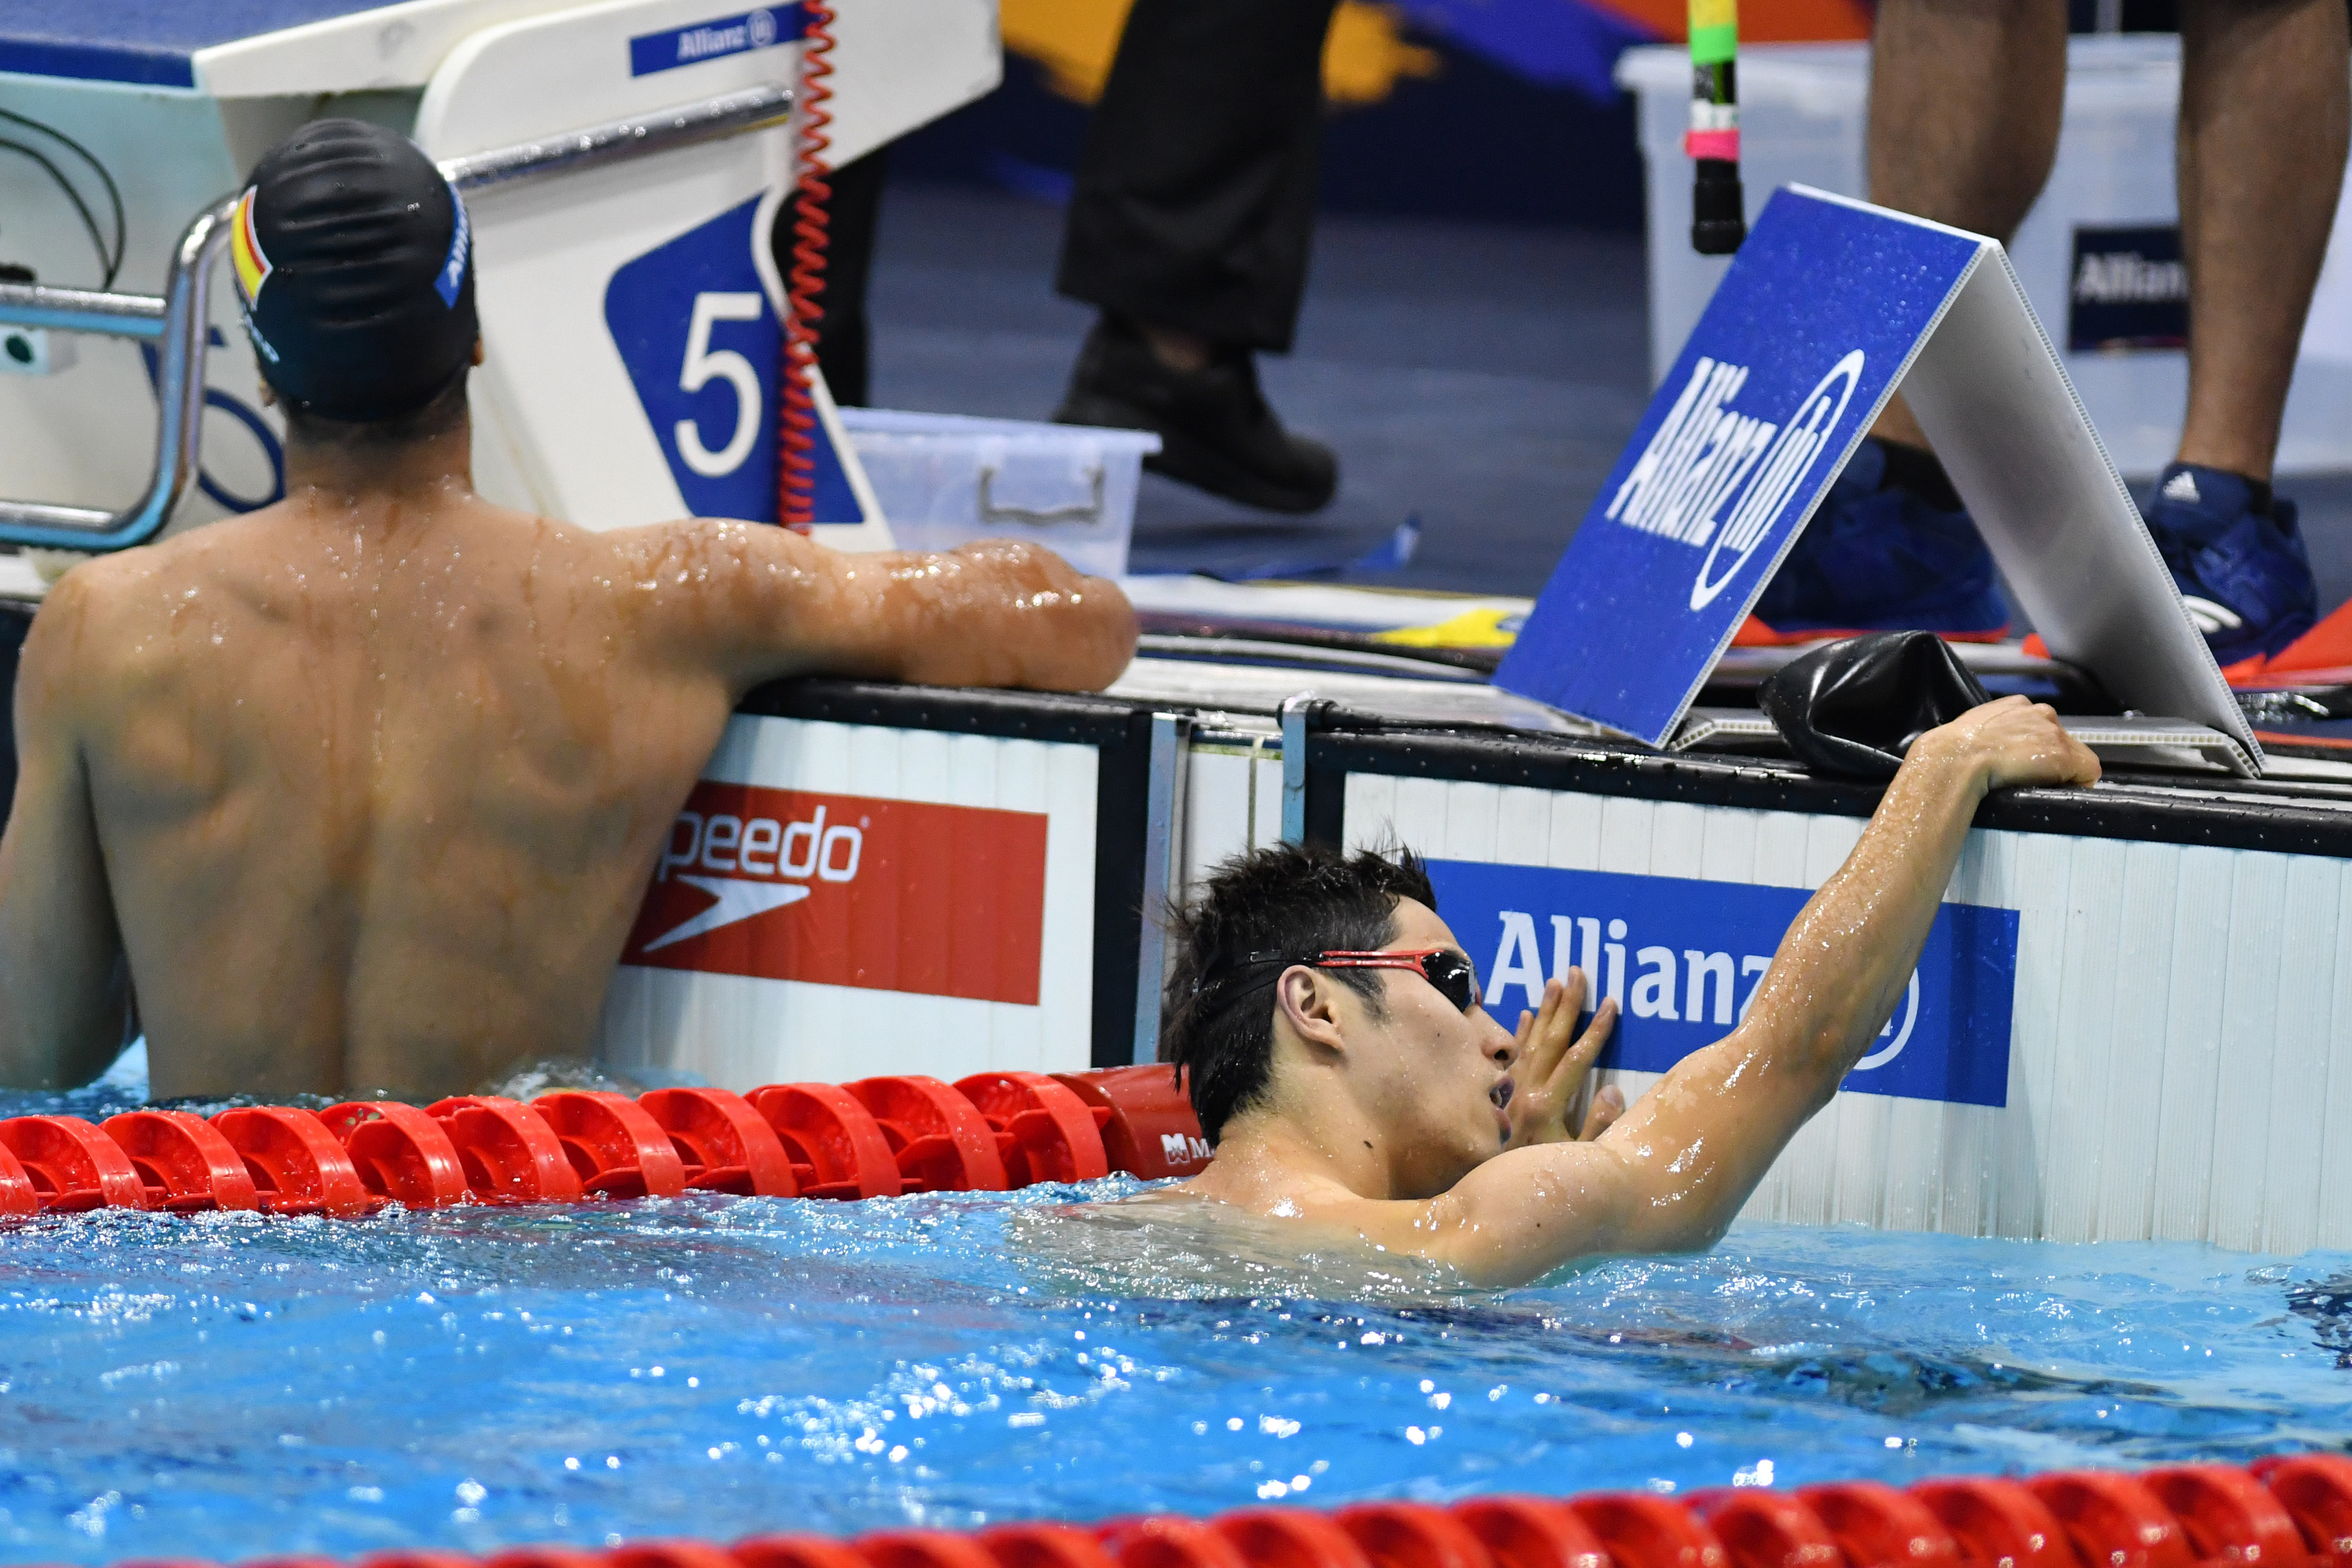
[0,0,992,543]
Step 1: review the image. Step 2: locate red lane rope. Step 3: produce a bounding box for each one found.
[30,1457,2352,1568]
[776,0,835,532]
[0,1066,1205,1217]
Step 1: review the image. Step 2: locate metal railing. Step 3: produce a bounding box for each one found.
[0,82,794,554]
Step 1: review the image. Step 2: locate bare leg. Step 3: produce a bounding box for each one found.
[2174,0,2350,483]
[1864,0,2069,448]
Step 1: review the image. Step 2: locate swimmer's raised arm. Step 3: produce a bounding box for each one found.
[1350,697,2100,1285]
[631,522,1138,695]
[0,573,132,1088]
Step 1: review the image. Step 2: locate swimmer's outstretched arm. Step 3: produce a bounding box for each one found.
[0,574,133,1088]
[632,523,1138,694]
[1370,697,2100,1286]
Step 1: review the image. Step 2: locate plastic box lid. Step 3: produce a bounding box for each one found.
[838,407,1161,455]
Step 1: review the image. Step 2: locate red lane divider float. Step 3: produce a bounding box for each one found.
[1052,1066,1213,1181]
[0,1066,1205,1218]
[426,1096,586,1205]
[0,1113,147,1210]
[0,1140,36,1217]
[533,1091,687,1201]
[10,1456,2352,1568]
[321,1101,471,1208]
[956,1071,1110,1186]
[748,1082,904,1200]
[102,1109,260,1213]
[214,1106,376,1217]
[640,1087,797,1197]
[847,1075,1009,1193]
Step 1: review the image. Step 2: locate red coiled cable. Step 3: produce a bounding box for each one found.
[777,0,835,532]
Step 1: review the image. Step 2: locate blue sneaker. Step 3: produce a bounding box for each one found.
[2142,464,2316,666]
[1750,437,2010,640]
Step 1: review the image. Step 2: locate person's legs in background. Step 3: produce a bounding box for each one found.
[1753,0,2067,640]
[1052,0,1343,514]
[1767,0,2351,664]
[2143,0,2347,665]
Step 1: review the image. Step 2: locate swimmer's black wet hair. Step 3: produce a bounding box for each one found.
[1160,843,1435,1143]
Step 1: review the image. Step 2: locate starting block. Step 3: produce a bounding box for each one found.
[1497,186,2259,770]
[0,0,997,548]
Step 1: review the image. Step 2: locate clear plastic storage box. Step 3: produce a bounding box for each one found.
[839,408,1161,579]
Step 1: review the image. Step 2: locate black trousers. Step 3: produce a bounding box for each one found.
[772,146,889,406]
[1055,0,1341,355]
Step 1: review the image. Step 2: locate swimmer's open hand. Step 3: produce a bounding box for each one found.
[1917,694,2102,794]
[1502,971,1624,1150]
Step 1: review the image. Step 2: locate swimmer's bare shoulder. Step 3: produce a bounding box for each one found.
[1175,1140,1629,1288]
[604,518,1139,695]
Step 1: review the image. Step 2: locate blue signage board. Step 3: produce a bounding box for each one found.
[1495,189,1989,745]
[1427,858,2018,1108]
[604,195,863,525]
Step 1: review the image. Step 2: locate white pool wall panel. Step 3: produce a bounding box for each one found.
[1343,772,2352,1252]
[1179,740,1284,900]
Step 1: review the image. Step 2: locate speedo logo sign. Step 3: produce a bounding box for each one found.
[624,782,1049,1005]
[1606,350,1864,610]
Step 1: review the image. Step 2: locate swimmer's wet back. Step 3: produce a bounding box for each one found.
[0,117,1137,1109]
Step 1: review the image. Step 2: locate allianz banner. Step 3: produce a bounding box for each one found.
[1427,859,2019,1108]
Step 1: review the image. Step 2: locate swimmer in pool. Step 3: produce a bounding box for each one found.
[1160,696,2099,1286]
[0,120,1137,1100]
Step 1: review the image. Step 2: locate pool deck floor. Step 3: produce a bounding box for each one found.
[867,181,2352,612]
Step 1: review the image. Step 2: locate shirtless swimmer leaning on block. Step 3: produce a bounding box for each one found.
[0,120,1138,1101]
[1152,698,2099,1286]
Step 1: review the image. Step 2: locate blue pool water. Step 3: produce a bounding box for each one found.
[1,1062,2348,1565]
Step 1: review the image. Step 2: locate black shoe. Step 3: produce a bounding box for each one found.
[1053,317,1338,514]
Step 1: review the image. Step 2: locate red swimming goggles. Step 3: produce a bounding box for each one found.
[1233,947,1483,1015]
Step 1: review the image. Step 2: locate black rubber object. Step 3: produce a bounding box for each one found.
[1691,158,1747,255]
[1758,631,1992,779]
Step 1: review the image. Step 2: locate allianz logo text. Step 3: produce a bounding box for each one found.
[1427,860,2017,1108]
[2073,250,2186,305]
[677,8,777,61]
[647,804,862,952]
[628,8,785,76]
[1606,350,1864,610]
[1485,909,1918,1070]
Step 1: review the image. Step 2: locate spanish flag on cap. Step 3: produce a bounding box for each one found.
[229,187,271,305]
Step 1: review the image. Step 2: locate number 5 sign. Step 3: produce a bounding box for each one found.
[604,192,879,529]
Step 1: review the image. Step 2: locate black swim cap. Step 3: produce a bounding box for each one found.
[233,119,477,423]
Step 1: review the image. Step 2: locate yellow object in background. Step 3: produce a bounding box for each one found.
[1000,0,1439,108]
[1373,607,1525,650]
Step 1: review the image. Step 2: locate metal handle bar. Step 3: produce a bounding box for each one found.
[0,83,795,554]
[0,195,235,549]
[0,282,166,340]
[437,82,793,192]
